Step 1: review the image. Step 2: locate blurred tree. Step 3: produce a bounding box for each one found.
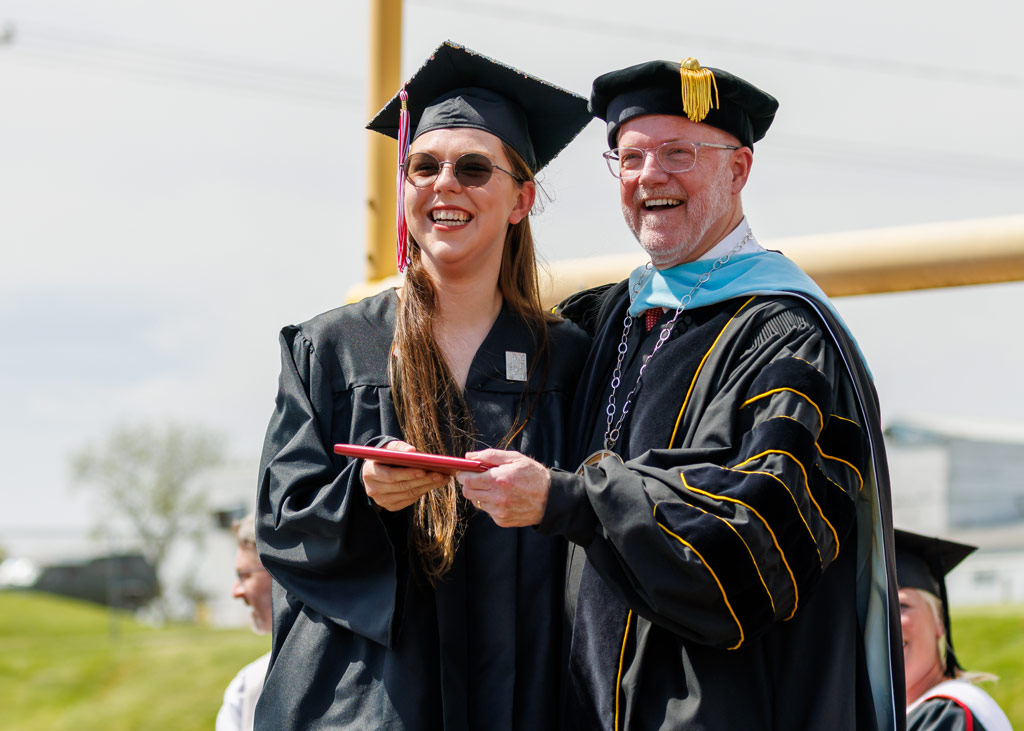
[69,422,226,611]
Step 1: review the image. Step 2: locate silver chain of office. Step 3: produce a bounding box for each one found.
[601,229,754,452]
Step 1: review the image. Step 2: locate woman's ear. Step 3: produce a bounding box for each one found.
[508,181,536,225]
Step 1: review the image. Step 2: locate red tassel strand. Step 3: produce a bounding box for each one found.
[395,87,411,273]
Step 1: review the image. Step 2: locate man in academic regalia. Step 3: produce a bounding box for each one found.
[460,58,906,730]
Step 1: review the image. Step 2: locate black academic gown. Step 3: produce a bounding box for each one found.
[908,699,992,731]
[543,282,904,731]
[254,290,590,731]
[906,679,1012,731]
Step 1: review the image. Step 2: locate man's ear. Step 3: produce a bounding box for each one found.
[730,147,754,195]
[508,180,536,225]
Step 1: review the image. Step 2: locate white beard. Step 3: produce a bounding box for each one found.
[625,160,733,267]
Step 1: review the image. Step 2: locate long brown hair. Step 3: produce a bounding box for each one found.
[390,141,554,582]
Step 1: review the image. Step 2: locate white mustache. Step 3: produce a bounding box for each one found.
[633,187,688,206]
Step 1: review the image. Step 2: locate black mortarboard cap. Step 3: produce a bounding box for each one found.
[589,58,779,149]
[894,528,977,676]
[367,41,591,173]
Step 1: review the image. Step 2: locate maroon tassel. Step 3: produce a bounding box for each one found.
[395,87,411,272]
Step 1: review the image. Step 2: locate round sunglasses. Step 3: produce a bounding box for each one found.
[402,152,524,188]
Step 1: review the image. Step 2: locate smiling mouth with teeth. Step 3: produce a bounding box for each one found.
[643,198,683,210]
[431,209,473,224]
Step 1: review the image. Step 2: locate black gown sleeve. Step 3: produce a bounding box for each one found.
[540,300,865,649]
[907,697,990,731]
[255,324,399,648]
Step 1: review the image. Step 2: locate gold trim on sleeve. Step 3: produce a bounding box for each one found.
[680,473,799,620]
[732,450,840,560]
[655,516,745,650]
[740,387,824,435]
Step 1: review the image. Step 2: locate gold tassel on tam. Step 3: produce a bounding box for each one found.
[678,58,719,123]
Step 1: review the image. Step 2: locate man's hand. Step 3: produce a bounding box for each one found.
[458,449,550,527]
[361,440,444,511]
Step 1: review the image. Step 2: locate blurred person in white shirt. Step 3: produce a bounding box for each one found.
[216,513,272,731]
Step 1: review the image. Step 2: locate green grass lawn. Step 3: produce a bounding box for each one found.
[0,591,267,730]
[1,591,1021,729]
[950,603,1024,726]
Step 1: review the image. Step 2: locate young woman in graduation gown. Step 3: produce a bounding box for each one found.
[252,43,592,730]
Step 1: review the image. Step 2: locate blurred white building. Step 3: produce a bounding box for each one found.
[886,414,1024,606]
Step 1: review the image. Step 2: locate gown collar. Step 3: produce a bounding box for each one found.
[625,219,869,370]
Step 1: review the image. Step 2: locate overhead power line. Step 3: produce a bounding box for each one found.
[403,1,1024,180]
[410,0,1024,91]
[3,15,1021,181]
[0,20,361,105]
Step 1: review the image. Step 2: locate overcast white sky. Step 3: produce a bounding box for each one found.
[2,0,1022,559]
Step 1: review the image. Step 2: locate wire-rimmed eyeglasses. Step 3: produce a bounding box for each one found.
[402,152,525,188]
[602,140,740,178]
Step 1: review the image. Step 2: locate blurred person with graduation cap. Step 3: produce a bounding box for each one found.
[459,58,904,729]
[253,41,591,730]
[897,529,1012,731]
